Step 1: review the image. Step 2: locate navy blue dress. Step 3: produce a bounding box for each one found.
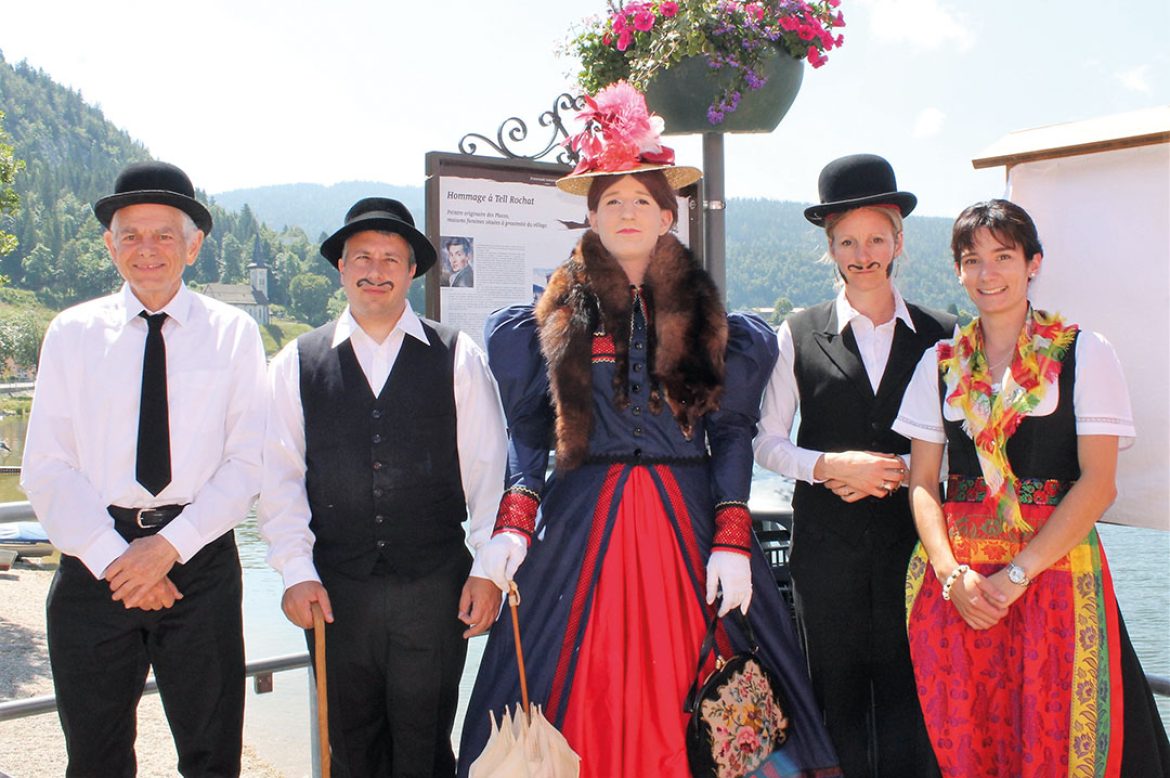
[458,304,841,777]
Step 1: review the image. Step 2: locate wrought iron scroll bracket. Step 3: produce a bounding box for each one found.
[458,93,585,165]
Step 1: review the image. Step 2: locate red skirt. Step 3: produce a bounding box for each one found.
[560,466,712,777]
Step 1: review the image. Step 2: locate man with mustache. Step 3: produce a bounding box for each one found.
[258,198,507,777]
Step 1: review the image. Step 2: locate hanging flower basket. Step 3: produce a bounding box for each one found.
[565,0,844,131]
[645,45,804,134]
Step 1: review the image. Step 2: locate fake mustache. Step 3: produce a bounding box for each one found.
[356,279,395,289]
[847,260,882,272]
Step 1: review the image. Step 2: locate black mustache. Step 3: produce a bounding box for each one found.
[356,279,394,289]
[847,261,882,271]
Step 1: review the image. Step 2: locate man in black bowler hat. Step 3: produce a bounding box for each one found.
[22,160,267,776]
[258,197,507,776]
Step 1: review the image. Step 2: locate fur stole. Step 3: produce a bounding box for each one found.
[535,231,728,470]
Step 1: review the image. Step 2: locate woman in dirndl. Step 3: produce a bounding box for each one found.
[893,198,1170,777]
[459,82,841,778]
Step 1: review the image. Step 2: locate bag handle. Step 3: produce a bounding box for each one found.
[684,596,759,713]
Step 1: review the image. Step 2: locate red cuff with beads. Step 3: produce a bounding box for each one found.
[713,502,752,556]
[492,488,539,543]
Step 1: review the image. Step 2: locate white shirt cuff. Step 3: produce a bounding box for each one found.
[159,516,204,564]
[281,557,321,590]
[80,529,131,579]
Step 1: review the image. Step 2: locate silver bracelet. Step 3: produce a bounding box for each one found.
[941,564,970,601]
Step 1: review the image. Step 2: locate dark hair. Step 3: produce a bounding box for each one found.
[951,199,1043,265]
[586,169,678,227]
[443,236,472,254]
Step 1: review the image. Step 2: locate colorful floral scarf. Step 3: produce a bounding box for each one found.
[937,308,1078,531]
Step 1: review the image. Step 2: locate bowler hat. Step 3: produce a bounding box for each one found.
[803,154,917,226]
[320,198,436,277]
[94,161,213,234]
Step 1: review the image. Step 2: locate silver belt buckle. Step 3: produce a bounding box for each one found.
[135,508,164,529]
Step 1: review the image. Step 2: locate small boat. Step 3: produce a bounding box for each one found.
[0,520,55,560]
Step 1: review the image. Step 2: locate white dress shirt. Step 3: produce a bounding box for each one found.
[754,287,918,484]
[893,328,1136,447]
[21,283,268,578]
[259,302,507,589]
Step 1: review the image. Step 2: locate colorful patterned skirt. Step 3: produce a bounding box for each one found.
[904,477,1124,777]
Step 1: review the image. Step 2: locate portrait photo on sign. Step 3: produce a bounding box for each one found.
[441,236,475,288]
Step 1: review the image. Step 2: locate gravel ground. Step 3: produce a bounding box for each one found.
[0,558,283,777]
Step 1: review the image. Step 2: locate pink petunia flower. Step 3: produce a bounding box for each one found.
[659,0,679,16]
[633,8,656,31]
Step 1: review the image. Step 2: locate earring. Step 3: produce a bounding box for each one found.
[1028,273,1036,280]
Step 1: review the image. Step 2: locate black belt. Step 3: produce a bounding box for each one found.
[108,504,187,530]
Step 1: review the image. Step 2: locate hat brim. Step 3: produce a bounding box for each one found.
[804,191,917,226]
[94,191,213,235]
[320,218,437,277]
[556,163,703,196]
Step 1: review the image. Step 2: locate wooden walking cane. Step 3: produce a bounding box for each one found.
[311,602,331,778]
[508,581,530,718]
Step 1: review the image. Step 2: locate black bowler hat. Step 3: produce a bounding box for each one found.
[94,161,213,234]
[320,198,436,277]
[803,154,917,226]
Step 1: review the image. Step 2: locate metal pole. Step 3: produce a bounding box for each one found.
[702,132,727,299]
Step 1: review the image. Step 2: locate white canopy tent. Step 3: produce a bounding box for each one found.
[972,106,1170,530]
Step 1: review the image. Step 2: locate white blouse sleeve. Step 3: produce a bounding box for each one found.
[892,345,947,444]
[1074,330,1136,449]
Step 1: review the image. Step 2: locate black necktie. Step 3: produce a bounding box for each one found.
[136,312,171,495]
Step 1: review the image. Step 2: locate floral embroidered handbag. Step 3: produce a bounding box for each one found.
[684,602,792,778]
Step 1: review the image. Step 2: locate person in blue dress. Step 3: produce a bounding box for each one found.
[458,83,841,778]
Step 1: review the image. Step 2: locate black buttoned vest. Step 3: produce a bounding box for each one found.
[788,300,955,547]
[297,319,467,579]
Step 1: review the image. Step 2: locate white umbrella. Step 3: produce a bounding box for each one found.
[468,583,579,778]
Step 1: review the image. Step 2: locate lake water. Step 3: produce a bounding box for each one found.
[1,429,1166,775]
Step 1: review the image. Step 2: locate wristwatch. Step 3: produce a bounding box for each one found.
[1006,562,1031,587]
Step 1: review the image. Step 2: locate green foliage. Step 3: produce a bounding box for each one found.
[0,309,45,376]
[769,295,794,325]
[0,109,24,257]
[288,273,335,326]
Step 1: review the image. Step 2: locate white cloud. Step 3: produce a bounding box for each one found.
[912,108,946,138]
[1117,65,1152,93]
[863,0,975,51]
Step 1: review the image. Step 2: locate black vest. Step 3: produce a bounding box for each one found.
[944,330,1081,484]
[298,319,468,579]
[789,300,956,547]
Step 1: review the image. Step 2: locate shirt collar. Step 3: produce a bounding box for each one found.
[833,285,916,334]
[119,282,194,327]
[331,300,428,349]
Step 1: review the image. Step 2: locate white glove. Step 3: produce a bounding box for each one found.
[706,551,753,616]
[471,533,528,592]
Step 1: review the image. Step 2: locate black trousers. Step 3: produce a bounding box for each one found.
[313,551,472,778]
[789,523,939,778]
[46,530,244,778]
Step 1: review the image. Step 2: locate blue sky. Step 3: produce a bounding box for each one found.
[4,0,1167,217]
